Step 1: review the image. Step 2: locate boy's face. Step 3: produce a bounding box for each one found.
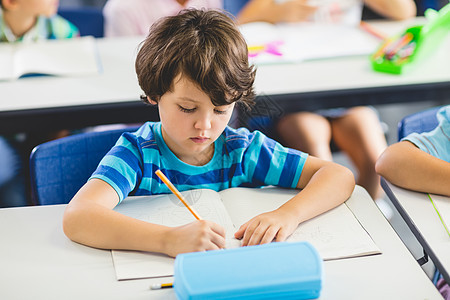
[15,0,58,17]
[156,74,235,166]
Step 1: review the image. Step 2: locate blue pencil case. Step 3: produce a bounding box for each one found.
[173,241,323,300]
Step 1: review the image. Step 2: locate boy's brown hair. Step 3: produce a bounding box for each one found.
[135,9,256,108]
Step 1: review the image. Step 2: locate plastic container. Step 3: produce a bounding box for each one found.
[173,241,322,300]
[371,3,450,74]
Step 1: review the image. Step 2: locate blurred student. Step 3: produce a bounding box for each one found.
[232,0,416,202]
[235,0,416,24]
[0,0,78,41]
[0,0,78,207]
[0,137,25,208]
[376,105,450,197]
[103,0,222,37]
[376,105,449,300]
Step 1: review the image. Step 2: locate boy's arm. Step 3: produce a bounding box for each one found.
[235,156,355,246]
[63,179,226,257]
[376,141,450,197]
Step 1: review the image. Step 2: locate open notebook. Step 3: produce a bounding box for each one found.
[0,36,101,81]
[240,22,380,65]
[111,187,380,281]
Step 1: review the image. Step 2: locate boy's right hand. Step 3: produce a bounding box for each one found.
[163,220,226,257]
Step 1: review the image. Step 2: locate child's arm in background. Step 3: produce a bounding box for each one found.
[63,179,226,257]
[376,141,450,197]
[235,156,355,246]
[236,0,317,24]
[364,0,417,21]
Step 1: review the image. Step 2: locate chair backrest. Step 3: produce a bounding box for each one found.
[223,0,248,16]
[397,106,441,141]
[58,7,104,38]
[29,126,139,205]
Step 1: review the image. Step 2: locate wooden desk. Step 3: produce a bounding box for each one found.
[0,186,442,299]
[1,18,449,134]
[382,178,450,285]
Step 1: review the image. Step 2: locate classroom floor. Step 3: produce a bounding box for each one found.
[333,100,448,279]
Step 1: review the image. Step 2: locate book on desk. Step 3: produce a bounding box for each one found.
[240,22,380,65]
[111,187,381,281]
[0,36,101,81]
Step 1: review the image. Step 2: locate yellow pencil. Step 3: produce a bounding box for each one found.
[155,170,202,220]
[150,282,173,290]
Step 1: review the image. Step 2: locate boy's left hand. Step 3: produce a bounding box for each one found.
[234,209,299,246]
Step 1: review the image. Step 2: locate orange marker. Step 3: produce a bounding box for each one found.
[372,37,395,60]
[155,170,202,220]
[360,21,387,40]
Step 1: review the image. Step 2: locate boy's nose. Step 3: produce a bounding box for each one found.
[194,114,212,130]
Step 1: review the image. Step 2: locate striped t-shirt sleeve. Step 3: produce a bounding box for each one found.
[90,132,143,201]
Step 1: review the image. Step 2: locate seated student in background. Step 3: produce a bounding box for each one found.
[103,0,222,37]
[0,0,78,207]
[0,0,78,41]
[376,105,450,197]
[232,0,416,203]
[63,9,355,257]
[0,137,26,208]
[377,105,450,300]
[235,0,416,24]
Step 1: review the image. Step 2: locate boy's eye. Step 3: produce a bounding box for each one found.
[178,105,196,113]
[214,108,228,115]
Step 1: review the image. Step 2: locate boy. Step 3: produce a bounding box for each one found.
[63,9,355,257]
[0,0,78,42]
[376,105,450,197]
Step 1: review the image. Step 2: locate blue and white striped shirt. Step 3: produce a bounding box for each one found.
[91,122,308,202]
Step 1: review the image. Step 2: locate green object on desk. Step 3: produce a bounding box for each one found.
[371,3,450,74]
[428,193,450,238]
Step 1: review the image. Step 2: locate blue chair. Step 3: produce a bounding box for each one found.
[397,106,441,140]
[223,0,248,17]
[58,7,104,38]
[29,126,139,205]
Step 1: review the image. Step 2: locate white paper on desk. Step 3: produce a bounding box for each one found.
[0,36,101,80]
[289,203,381,260]
[111,250,174,280]
[111,187,381,281]
[111,191,239,281]
[220,187,381,261]
[240,22,380,65]
[430,194,450,238]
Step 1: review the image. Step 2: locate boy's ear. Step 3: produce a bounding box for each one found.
[2,0,19,10]
[147,96,157,105]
